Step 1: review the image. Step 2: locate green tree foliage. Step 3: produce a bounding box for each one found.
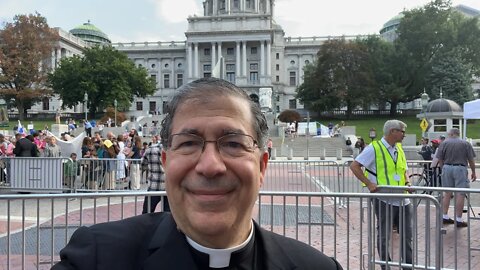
[296,39,371,118]
[49,46,155,117]
[428,49,473,104]
[0,13,59,120]
[395,0,480,105]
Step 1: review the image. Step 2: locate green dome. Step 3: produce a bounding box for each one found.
[70,21,111,44]
[380,13,404,35]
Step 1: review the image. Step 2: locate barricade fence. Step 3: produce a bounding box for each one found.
[0,191,446,270]
[0,157,146,193]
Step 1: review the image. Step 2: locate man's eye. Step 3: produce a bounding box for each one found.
[177,140,201,148]
[221,141,244,149]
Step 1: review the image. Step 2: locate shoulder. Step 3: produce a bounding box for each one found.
[257,226,342,269]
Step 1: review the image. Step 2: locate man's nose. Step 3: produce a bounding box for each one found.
[195,142,226,177]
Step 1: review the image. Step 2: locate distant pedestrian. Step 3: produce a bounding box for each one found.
[267,138,273,159]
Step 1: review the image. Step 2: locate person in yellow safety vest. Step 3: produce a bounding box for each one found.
[350,120,413,270]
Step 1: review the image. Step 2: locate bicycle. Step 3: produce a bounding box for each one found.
[408,164,441,206]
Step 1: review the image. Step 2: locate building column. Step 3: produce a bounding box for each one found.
[260,40,265,76]
[242,41,247,76]
[299,55,304,84]
[187,42,193,79]
[255,0,260,12]
[194,42,199,78]
[226,0,231,14]
[211,42,216,68]
[56,48,61,67]
[171,58,175,89]
[51,50,56,70]
[236,41,241,76]
[266,40,271,76]
[218,42,222,61]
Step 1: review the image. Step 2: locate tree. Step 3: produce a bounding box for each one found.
[296,39,371,118]
[394,0,480,106]
[0,13,59,120]
[49,46,156,117]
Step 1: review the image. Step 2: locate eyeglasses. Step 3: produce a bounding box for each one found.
[169,133,259,158]
[394,129,406,134]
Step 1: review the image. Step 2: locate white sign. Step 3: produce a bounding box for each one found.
[259,87,272,110]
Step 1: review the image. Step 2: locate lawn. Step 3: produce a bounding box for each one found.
[0,120,76,134]
[317,116,480,143]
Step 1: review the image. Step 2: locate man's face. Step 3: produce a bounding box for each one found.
[162,95,268,248]
[392,127,406,143]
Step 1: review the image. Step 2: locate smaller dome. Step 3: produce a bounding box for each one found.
[381,13,404,30]
[426,98,462,113]
[70,21,111,44]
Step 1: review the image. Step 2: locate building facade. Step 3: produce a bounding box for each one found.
[32,1,480,117]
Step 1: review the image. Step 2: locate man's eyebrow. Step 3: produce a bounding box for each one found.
[176,128,200,135]
[221,129,247,135]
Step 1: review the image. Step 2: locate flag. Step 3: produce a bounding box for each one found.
[212,56,225,79]
[17,120,26,135]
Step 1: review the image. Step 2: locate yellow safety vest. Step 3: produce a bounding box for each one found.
[363,140,407,187]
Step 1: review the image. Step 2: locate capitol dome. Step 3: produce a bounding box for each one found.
[380,13,404,34]
[426,98,462,113]
[70,21,111,45]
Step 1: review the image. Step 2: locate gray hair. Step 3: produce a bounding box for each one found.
[383,119,407,136]
[160,77,269,150]
[448,128,460,137]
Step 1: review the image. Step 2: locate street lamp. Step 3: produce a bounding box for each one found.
[114,99,118,127]
[84,92,88,121]
[421,89,429,137]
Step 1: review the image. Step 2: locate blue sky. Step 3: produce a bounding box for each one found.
[1,0,479,43]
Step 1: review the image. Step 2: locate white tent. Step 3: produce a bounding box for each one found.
[463,99,480,138]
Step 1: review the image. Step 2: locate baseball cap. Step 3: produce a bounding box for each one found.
[431,139,440,144]
[439,135,446,140]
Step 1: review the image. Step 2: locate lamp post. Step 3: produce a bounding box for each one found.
[114,99,117,127]
[84,92,88,121]
[421,89,429,137]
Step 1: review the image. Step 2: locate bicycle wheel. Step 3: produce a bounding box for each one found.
[409,173,427,187]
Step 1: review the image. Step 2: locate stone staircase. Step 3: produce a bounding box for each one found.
[270,136,352,158]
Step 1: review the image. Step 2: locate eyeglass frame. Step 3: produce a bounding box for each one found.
[167,132,260,158]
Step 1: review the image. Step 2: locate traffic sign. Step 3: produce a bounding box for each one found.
[420,118,429,132]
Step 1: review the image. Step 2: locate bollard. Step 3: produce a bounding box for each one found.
[336,148,342,160]
[271,148,277,160]
[287,148,293,160]
[320,148,326,160]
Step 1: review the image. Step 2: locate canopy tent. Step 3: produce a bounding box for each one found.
[463,99,480,138]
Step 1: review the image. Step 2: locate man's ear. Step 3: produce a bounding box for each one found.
[161,150,167,165]
[258,150,269,187]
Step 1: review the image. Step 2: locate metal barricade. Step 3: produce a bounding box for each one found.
[0,157,71,192]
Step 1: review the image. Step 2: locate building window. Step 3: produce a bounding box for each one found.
[178,63,182,68]
[226,64,235,71]
[151,64,156,69]
[149,101,156,113]
[204,48,211,56]
[227,48,234,55]
[136,101,143,111]
[452,119,460,130]
[42,97,49,111]
[177,73,183,87]
[290,60,295,65]
[150,74,157,83]
[163,74,170,88]
[276,64,279,71]
[204,64,211,78]
[289,71,296,86]
[226,72,235,83]
[289,99,297,109]
[246,0,253,9]
[249,72,258,84]
[250,63,258,70]
[433,119,447,132]
[305,60,310,65]
[164,63,169,68]
[251,47,257,54]
[276,53,280,59]
[233,0,240,8]
[219,0,226,10]
[276,75,279,82]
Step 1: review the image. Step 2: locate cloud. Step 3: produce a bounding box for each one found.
[151,0,202,23]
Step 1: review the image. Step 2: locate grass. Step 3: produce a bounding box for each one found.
[316,116,480,142]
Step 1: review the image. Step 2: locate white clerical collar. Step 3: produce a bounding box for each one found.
[186,220,254,268]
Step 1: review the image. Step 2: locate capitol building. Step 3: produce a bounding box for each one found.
[33,0,480,117]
